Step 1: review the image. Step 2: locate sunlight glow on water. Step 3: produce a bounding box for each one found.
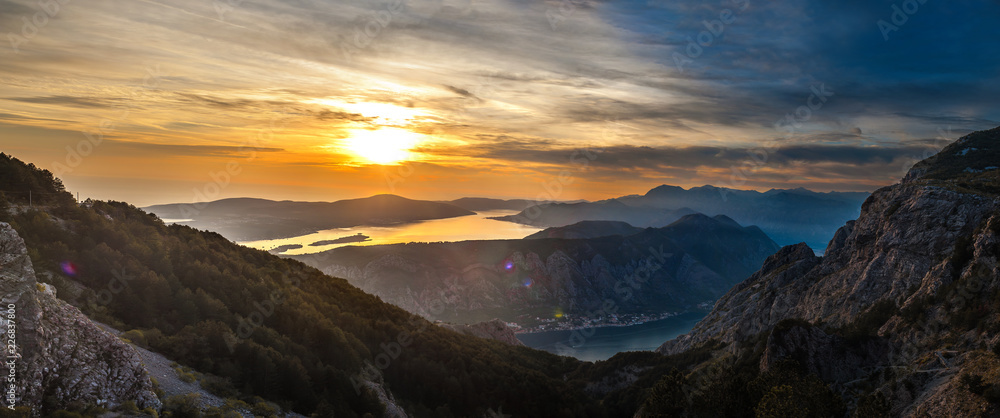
[517,312,707,362]
[239,210,542,255]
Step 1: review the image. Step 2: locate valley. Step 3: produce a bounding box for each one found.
[289,214,779,329]
[2,125,999,416]
[517,312,707,361]
[2,0,997,415]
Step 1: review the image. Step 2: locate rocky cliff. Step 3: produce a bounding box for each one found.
[657,126,1000,416]
[0,222,160,413]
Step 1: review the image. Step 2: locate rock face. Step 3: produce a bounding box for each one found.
[439,319,524,346]
[0,222,160,413]
[658,126,1000,416]
[660,242,821,355]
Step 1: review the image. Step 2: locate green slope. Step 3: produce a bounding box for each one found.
[0,153,600,417]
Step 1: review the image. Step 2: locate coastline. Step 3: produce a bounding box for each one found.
[513,309,709,334]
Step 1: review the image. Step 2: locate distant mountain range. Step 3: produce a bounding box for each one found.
[143,194,475,241]
[492,185,870,251]
[441,197,540,211]
[143,184,867,252]
[291,214,779,326]
[524,220,645,240]
[0,154,607,416]
[5,124,993,416]
[491,200,697,230]
[647,126,1000,416]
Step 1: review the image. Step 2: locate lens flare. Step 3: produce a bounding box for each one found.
[60,261,78,276]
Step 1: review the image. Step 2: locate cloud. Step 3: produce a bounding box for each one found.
[455,142,926,171]
[1,0,999,200]
[4,96,120,109]
[102,140,284,157]
[443,85,474,98]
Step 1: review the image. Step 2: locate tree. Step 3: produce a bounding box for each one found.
[756,385,810,418]
[739,360,847,418]
[852,391,891,418]
[643,368,688,417]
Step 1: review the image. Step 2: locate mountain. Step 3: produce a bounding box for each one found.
[438,319,525,346]
[0,222,161,414]
[0,151,789,417]
[143,194,475,241]
[490,200,697,230]
[645,126,1000,416]
[0,154,606,416]
[290,213,779,326]
[524,220,645,240]
[492,184,868,251]
[0,153,77,208]
[628,185,869,250]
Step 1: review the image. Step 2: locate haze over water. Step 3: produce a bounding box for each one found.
[517,312,707,362]
[239,210,543,255]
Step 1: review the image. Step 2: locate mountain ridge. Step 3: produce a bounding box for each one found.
[291,213,779,327]
[649,125,1000,416]
[492,183,868,251]
[0,154,606,416]
[0,222,161,413]
[524,220,645,240]
[143,194,475,241]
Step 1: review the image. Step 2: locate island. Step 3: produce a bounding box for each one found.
[309,233,371,246]
[267,244,303,254]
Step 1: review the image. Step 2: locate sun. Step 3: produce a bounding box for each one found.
[343,128,422,165]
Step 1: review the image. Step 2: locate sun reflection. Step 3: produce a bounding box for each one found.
[343,128,422,165]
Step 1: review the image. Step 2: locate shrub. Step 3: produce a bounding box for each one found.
[961,373,987,395]
[150,377,165,399]
[122,329,148,347]
[179,371,197,384]
[118,400,139,413]
[852,391,891,418]
[642,368,687,417]
[200,374,240,399]
[751,361,845,418]
[162,394,203,418]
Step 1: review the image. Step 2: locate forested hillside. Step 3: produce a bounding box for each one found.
[0,153,599,416]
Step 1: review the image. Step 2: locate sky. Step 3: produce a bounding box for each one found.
[1,0,998,206]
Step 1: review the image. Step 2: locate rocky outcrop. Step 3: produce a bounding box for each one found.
[660,243,821,355]
[0,222,160,413]
[657,126,1000,416]
[661,184,998,356]
[438,319,524,346]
